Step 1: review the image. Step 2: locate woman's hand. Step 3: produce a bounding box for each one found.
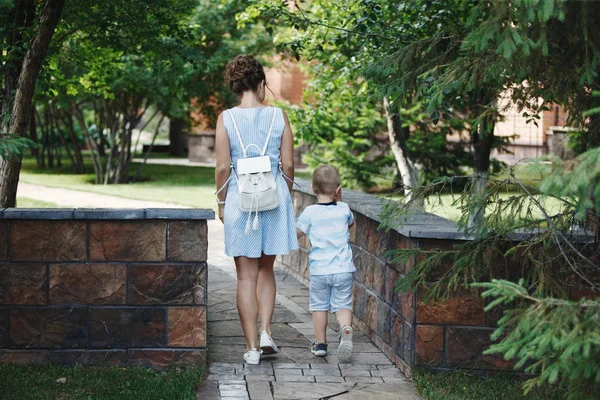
[218,204,225,224]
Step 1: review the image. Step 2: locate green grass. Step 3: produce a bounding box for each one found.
[416,192,564,222]
[16,197,60,208]
[19,157,560,221]
[0,364,205,400]
[19,157,216,210]
[413,369,565,400]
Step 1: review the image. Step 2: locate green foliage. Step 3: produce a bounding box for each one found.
[384,149,600,397]
[245,0,476,189]
[0,135,37,159]
[474,280,600,399]
[278,61,388,189]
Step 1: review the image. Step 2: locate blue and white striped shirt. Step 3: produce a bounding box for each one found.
[297,202,355,276]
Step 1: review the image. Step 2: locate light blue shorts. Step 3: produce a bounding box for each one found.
[309,272,354,312]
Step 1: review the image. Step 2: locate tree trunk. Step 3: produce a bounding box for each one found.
[1,0,34,131]
[0,0,66,207]
[134,115,165,182]
[169,117,186,157]
[383,96,420,204]
[29,106,39,161]
[35,110,48,168]
[61,111,85,174]
[44,108,54,168]
[468,117,495,228]
[73,103,103,183]
[50,105,74,169]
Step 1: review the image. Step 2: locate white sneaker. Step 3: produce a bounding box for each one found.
[244,349,261,365]
[338,325,353,363]
[259,331,279,355]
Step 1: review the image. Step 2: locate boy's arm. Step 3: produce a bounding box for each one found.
[296,209,310,238]
[348,206,355,227]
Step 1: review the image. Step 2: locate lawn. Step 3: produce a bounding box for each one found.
[18,157,561,222]
[19,157,217,210]
[413,369,565,400]
[0,364,205,400]
[16,197,60,208]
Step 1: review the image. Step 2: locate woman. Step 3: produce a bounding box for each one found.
[215,55,299,365]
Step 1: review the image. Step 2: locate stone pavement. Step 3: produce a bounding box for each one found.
[201,220,420,400]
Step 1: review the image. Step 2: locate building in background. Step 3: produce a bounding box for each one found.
[187,63,572,165]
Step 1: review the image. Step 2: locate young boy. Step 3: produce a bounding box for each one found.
[296,165,355,363]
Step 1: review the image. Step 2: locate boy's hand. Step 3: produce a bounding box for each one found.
[335,186,342,202]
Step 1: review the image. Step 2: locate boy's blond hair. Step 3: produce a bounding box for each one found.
[312,165,341,196]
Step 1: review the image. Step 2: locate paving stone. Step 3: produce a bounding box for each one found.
[245,375,275,382]
[210,362,242,373]
[344,376,384,384]
[375,364,399,370]
[274,368,303,377]
[370,368,402,378]
[350,353,394,365]
[206,374,239,381]
[340,364,376,370]
[275,375,316,382]
[272,363,309,369]
[248,381,273,400]
[195,379,219,400]
[308,364,341,370]
[381,377,410,384]
[243,365,274,375]
[315,376,345,383]
[334,383,421,400]
[219,380,246,385]
[219,389,249,398]
[272,383,352,400]
[340,368,371,377]
[220,396,249,400]
[303,368,341,377]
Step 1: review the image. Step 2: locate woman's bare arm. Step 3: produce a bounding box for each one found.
[280,110,295,193]
[215,113,231,222]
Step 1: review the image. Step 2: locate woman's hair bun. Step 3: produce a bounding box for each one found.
[226,55,266,96]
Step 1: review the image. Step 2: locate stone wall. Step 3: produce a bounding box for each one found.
[277,180,531,376]
[0,208,213,369]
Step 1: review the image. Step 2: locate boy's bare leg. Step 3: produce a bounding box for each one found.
[312,311,328,343]
[335,308,352,328]
[336,308,353,363]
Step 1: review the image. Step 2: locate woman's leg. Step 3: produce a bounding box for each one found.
[257,254,276,334]
[235,256,260,350]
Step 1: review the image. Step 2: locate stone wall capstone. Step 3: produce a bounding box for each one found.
[0,208,213,369]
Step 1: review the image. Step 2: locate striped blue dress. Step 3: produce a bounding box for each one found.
[222,106,299,258]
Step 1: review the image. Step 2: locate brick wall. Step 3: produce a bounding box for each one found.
[275,180,546,376]
[0,208,213,369]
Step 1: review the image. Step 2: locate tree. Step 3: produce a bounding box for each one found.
[379,1,600,396]
[0,0,66,207]
[242,0,481,197]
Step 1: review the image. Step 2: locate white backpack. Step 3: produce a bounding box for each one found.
[222,107,280,233]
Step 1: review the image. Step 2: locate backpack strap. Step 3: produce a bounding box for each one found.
[261,107,277,156]
[226,109,246,157]
[226,107,278,158]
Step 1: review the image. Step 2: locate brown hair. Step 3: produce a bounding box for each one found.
[226,55,266,96]
[312,165,341,196]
